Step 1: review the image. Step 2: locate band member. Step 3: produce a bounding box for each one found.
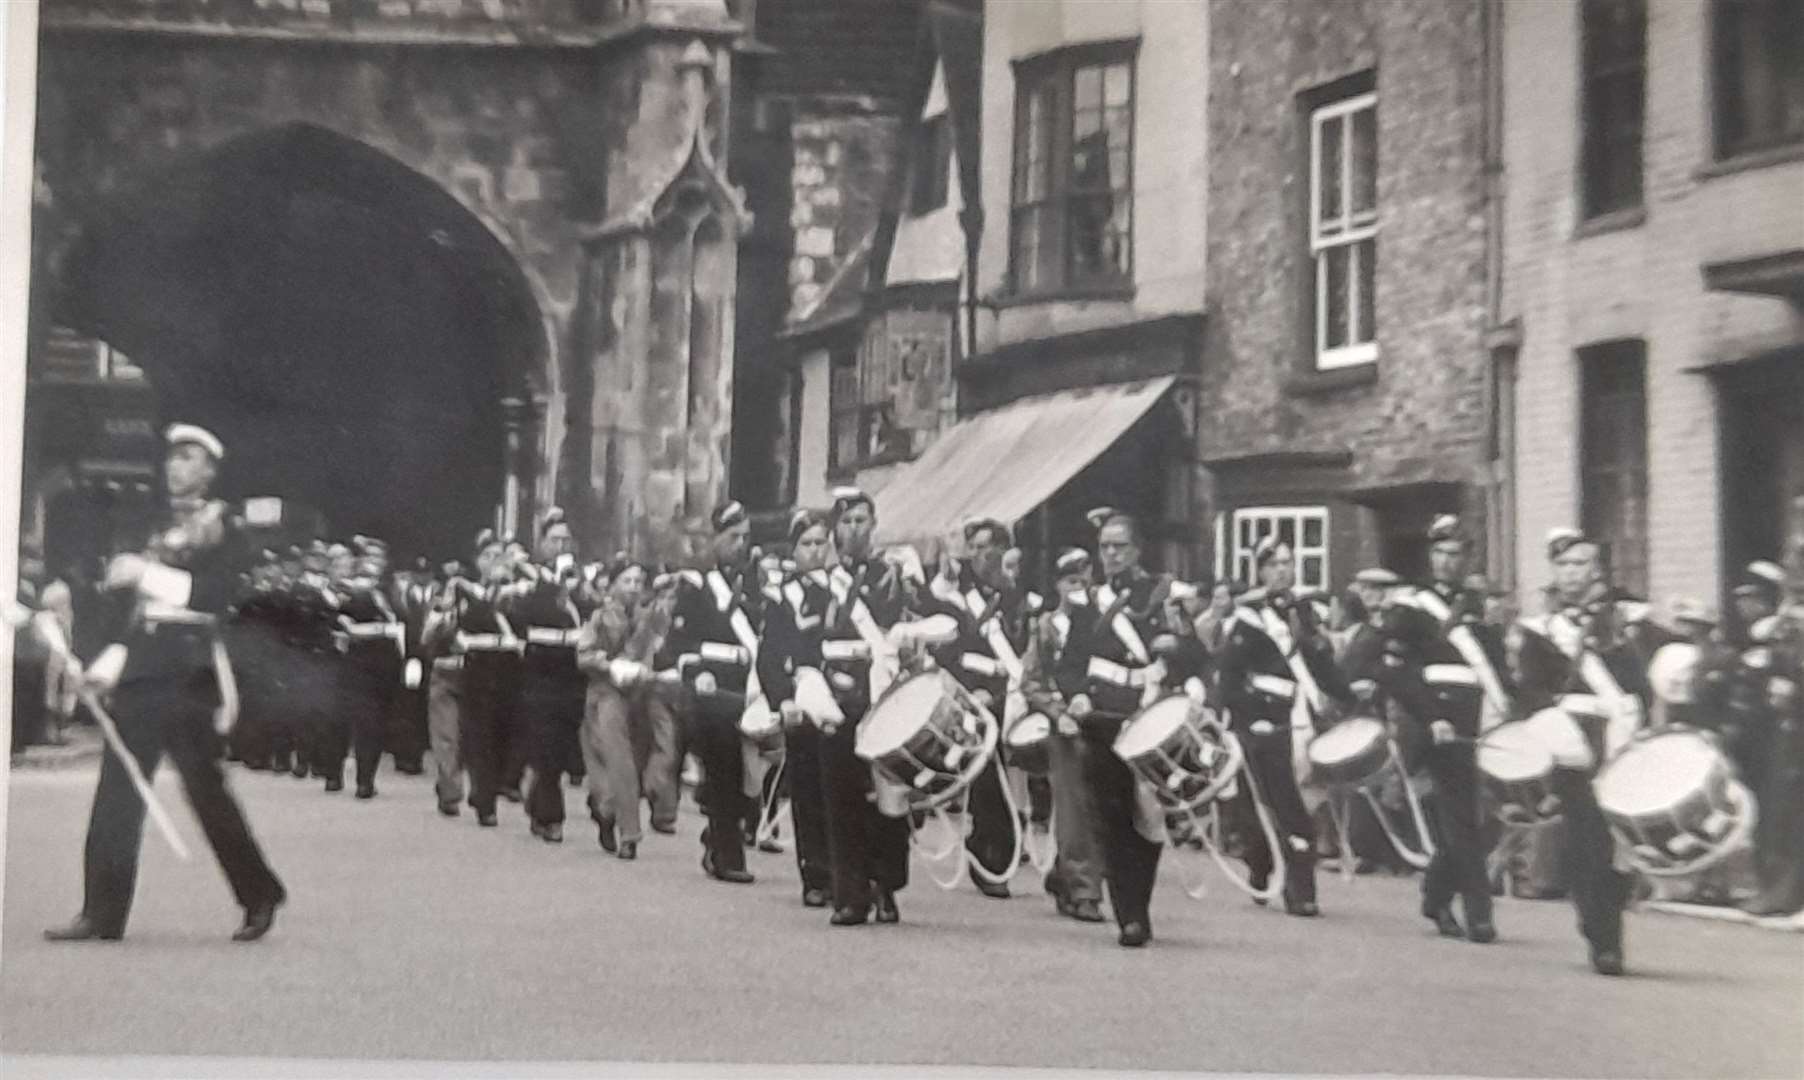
[388,555,437,776]
[1057,511,1200,946]
[334,539,404,800]
[424,534,520,828]
[1379,516,1510,943]
[814,489,913,924]
[657,501,761,885]
[1217,533,1356,917]
[46,424,286,944]
[757,509,842,910]
[1020,547,1106,923]
[1734,563,1804,917]
[917,518,1042,899]
[575,561,661,860]
[507,508,589,843]
[1510,528,1658,975]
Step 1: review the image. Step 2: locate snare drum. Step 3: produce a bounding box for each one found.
[739,697,784,755]
[1594,727,1755,877]
[1477,721,1561,825]
[1306,717,1392,790]
[1113,695,1242,811]
[855,670,998,809]
[1004,712,1053,776]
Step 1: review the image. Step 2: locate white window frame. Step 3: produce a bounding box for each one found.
[1216,506,1331,592]
[1309,90,1378,371]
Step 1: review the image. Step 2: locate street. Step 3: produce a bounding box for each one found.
[3,764,1801,1078]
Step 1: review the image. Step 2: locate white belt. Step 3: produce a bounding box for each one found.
[822,640,872,662]
[526,627,581,648]
[143,604,216,626]
[699,641,750,666]
[1249,673,1297,700]
[1088,657,1148,688]
[346,621,402,641]
[457,632,516,653]
[1423,663,1480,688]
[433,656,465,671]
[961,653,1002,678]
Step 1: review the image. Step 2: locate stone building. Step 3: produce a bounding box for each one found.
[1201,0,1505,593]
[23,0,752,565]
[867,0,1209,580]
[1501,0,1804,605]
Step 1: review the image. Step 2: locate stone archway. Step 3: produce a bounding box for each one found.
[49,122,548,560]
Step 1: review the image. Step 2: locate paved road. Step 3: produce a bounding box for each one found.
[3,764,1801,1078]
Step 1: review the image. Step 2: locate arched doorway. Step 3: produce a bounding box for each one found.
[49,123,546,561]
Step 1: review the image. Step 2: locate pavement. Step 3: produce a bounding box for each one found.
[2,763,1801,1079]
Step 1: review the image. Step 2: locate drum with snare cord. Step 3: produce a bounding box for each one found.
[1306,717,1392,790]
[1594,727,1756,878]
[1003,712,1052,776]
[855,670,998,810]
[1113,695,1243,812]
[1477,721,1561,825]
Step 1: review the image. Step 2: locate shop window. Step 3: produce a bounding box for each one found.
[1009,41,1136,296]
[1579,340,1650,597]
[1218,506,1331,591]
[1309,82,1378,370]
[1580,0,1646,219]
[1713,0,1804,159]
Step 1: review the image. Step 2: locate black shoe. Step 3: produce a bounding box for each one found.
[830,905,871,926]
[290,763,310,779]
[44,916,122,942]
[1591,946,1625,976]
[355,784,376,800]
[500,787,523,804]
[617,840,638,861]
[477,811,498,828]
[711,867,755,885]
[875,890,900,924]
[1249,870,1270,906]
[323,777,344,793]
[1054,894,1077,918]
[595,816,617,854]
[758,837,786,854]
[437,801,460,818]
[969,868,1011,900]
[395,761,424,776]
[651,821,678,835]
[1285,899,1320,918]
[1118,921,1151,948]
[232,899,282,943]
[1070,899,1106,923]
[1429,907,1466,939]
[802,887,830,909]
[1468,920,1498,944]
[531,821,563,844]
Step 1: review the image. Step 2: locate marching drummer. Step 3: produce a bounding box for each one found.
[1056,510,1201,947]
[1020,547,1108,924]
[1378,515,1510,943]
[1510,527,1658,975]
[1216,533,1356,917]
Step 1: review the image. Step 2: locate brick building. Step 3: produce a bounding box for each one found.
[1501,0,1804,607]
[1201,0,1504,594]
[866,0,1209,579]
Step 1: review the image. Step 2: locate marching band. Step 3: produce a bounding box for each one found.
[31,423,1804,977]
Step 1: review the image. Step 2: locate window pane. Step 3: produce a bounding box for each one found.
[1302,514,1324,548]
[1316,114,1344,227]
[1011,207,1042,292]
[1355,237,1377,345]
[1076,65,1102,111]
[1068,193,1129,280]
[1351,104,1377,217]
[1105,62,1131,108]
[1302,556,1325,588]
[1322,246,1351,349]
[1239,516,1254,547]
[1278,517,1297,549]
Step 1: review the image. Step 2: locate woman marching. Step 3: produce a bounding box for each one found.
[575,561,669,861]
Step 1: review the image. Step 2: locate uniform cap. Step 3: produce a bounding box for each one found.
[1428,514,1464,544]
[1253,534,1293,569]
[829,487,874,522]
[164,423,224,461]
[1055,548,1092,576]
[1546,527,1594,561]
[1085,506,1118,531]
[962,517,1010,547]
[1353,567,1400,587]
[713,501,749,534]
[1746,560,1786,590]
[1667,595,1717,626]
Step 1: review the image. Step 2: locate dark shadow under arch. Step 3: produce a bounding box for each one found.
[52,122,546,560]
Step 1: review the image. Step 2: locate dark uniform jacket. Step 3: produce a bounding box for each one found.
[756,569,831,713]
[105,498,245,694]
[507,571,588,688]
[820,556,913,716]
[657,562,763,703]
[916,568,1041,712]
[1217,588,1354,737]
[1020,598,1093,723]
[1377,583,1512,742]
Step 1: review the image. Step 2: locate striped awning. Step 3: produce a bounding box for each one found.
[872,375,1175,551]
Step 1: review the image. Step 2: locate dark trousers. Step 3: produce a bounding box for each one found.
[1082,731,1161,929]
[964,756,1014,879]
[784,722,832,892]
[1422,743,1493,926]
[12,661,47,753]
[460,658,506,815]
[497,658,527,793]
[325,661,388,789]
[1231,727,1317,905]
[1552,767,1630,953]
[80,680,284,935]
[820,710,908,909]
[691,694,750,874]
[523,677,585,827]
[1046,732,1105,903]
[1751,718,1804,914]
[388,680,428,769]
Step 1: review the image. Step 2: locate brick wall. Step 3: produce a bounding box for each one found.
[1502,0,1804,607]
[785,106,898,320]
[1202,0,1493,583]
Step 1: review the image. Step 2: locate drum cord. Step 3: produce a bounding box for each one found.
[1185,741,1288,906]
[754,755,789,848]
[1323,743,1437,877]
[1008,765,1060,878]
[909,758,1029,892]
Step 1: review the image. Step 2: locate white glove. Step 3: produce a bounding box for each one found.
[1250,719,1276,736]
[1431,719,1456,745]
[1056,714,1080,737]
[1067,693,1093,720]
[608,658,648,687]
[694,671,718,696]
